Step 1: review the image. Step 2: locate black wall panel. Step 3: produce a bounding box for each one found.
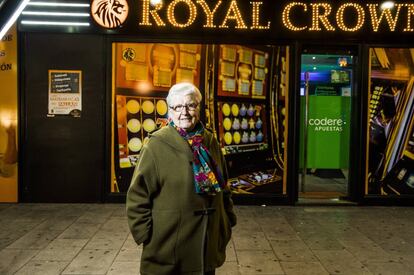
[21,33,106,202]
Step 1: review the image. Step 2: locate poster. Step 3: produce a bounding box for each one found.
[48,70,82,117]
[0,25,18,202]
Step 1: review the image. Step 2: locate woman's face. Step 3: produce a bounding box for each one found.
[169,94,200,131]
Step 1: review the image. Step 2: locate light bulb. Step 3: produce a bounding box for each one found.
[150,0,162,6]
[380,1,395,10]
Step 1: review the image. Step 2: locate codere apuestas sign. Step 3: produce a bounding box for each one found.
[90,0,414,32]
[309,117,345,132]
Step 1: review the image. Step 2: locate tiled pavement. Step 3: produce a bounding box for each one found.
[1,204,414,274]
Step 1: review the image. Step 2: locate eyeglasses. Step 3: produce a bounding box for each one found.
[169,103,198,112]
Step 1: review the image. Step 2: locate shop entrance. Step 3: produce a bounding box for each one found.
[298,52,354,202]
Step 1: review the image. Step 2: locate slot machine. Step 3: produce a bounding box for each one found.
[208,45,289,196]
[367,78,411,194]
[381,83,414,195]
[112,43,204,192]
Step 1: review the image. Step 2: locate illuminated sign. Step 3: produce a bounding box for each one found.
[282,2,414,32]
[138,0,269,29]
[308,117,344,132]
[91,0,129,29]
[88,1,414,35]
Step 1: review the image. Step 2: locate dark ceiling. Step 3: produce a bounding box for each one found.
[0,0,25,36]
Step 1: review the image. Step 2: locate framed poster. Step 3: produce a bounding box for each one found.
[48,70,82,117]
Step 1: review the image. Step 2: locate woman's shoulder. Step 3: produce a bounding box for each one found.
[149,125,171,138]
[145,125,180,148]
[145,126,170,145]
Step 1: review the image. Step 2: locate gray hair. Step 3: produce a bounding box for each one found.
[166,82,202,108]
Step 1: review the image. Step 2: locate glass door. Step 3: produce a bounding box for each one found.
[299,53,353,201]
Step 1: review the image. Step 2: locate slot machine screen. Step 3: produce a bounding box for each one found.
[116,96,168,169]
[217,101,268,155]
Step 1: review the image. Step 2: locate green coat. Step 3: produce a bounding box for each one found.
[126,125,237,275]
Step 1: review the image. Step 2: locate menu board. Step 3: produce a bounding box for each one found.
[48,70,82,117]
[217,45,269,99]
[217,101,268,154]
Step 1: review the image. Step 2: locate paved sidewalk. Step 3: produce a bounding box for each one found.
[1,204,414,274]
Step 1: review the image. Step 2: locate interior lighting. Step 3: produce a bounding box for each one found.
[1,118,11,128]
[380,1,395,10]
[313,66,317,70]
[0,0,30,40]
[21,20,90,26]
[338,57,348,67]
[136,81,152,93]
[27,2,89,7]
[0,111,14,128]
[312,56,316,60]
[22,11,90,17]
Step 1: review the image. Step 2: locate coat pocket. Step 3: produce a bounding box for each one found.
[142,209,180,265]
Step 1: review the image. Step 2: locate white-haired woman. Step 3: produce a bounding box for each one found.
[127,82,237,275]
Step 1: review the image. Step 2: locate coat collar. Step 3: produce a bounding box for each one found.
[150,125,213,162]
[150,125,193,161]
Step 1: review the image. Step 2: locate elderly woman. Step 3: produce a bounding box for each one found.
[126,82,237,275]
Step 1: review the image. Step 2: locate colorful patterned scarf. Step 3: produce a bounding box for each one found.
[170,121,225,195]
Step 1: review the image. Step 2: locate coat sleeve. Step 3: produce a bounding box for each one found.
[221,161,237,227]
[126,145,158,245]
[211,135,237,227]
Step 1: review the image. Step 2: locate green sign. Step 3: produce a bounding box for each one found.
[300,96,351,168]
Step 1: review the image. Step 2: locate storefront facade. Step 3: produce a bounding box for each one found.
[2,0,414,204]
